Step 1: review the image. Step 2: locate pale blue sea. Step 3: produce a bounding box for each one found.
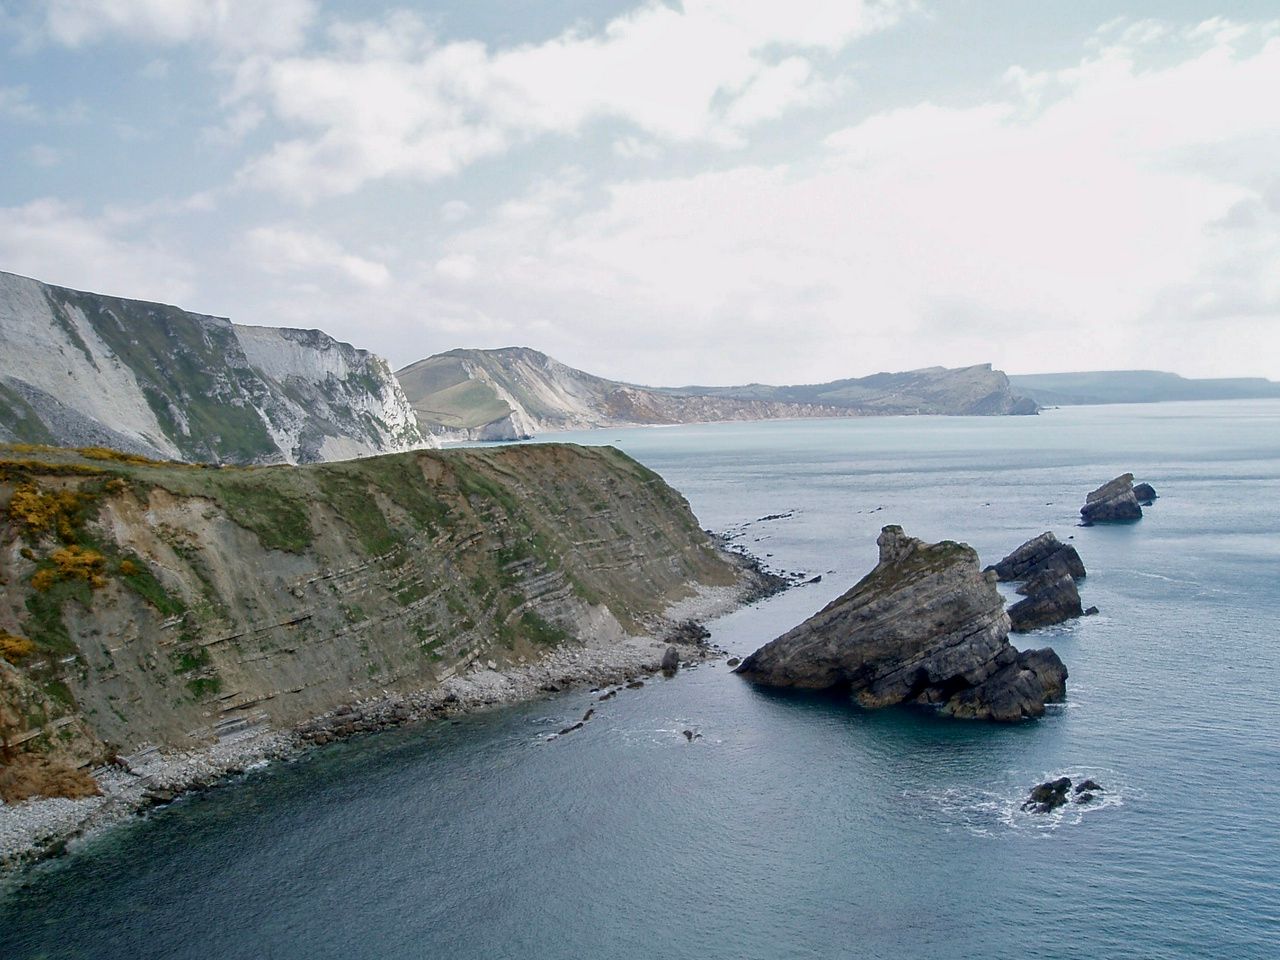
[3,401,1279,959]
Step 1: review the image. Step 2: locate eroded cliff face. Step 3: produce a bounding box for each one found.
[0,443,745,764]
[0,270,429,465]
[398,347,1038,442]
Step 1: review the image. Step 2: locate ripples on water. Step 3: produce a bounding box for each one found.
[3,401,1279,959]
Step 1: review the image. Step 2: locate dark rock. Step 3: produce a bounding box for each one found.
[1084,606,1099,616]
[1132,482,1158,504]
[987,532,1086,583]
[1075,779,1103,793]
[626,680,644,689]
[1081,474,1143,525]
[666,620,711,646]
[661,646,680,676]
[1074,792,1095,804]
[682,730,694,741]
[598,691,615,701]
[1022,776,1072,812]
[581,708,594,722]
[806,575,823,584]
[736,525,1067,721]
[725,657,741,667]
[1008,571,1084,632]
[943,648,1068,721]
[557,722,584,735]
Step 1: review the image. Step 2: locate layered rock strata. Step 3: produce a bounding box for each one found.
[1080,474,1143,524]
[986,532,1086,583]
[988,532,1088,631]
[0,442,762,772]
[735,526,1067,721]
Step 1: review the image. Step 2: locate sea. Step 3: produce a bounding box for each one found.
[2,400,1278,959]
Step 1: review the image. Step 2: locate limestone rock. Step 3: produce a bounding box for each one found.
[735,525,1067,721]
[1080,474,1143,525]
[987,532,1086,584]
[1008,571,1084,632]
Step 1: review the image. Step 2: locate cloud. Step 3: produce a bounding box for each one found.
[245,225,390,287]
[37,0,315,53]
[392,19,1280,382]
[0,199,194,303]
[0,85,41,120]
[24,144,64,166]
[234,1,904,200]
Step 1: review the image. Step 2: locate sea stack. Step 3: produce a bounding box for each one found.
[987,533,1088,631]
[1080,474,1143,524]
[735,526,1067,721]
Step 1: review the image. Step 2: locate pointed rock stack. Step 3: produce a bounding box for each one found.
[735,525,1067,721]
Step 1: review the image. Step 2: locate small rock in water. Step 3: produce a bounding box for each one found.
[1084,606,1099,616]
[557,722,584,736]
[1023,776,1073,813]
[581,708,594,722]
[726,657,741,667]
[626,680,644,689]
[1075,779,1103,794]
[682,730,694,741]
[661,645,680,676]
[598,691,616,701]
[1074,792,1095,804]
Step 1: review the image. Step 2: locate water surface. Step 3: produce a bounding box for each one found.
[4,401,1278,959]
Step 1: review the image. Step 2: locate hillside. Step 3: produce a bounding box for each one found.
[0,271,427,464]
[1009,370,1280,406]
[0,442,749,772]
[398,347,1037,441]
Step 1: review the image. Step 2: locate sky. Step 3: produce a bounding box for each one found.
[2,1,1279,385]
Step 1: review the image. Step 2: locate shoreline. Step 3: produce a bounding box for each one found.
[0,576,774,878]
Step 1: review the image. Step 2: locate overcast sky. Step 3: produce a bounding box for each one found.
[2,1,1278,384]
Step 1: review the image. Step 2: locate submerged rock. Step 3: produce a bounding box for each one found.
[735,525,1067,721]
[1008,571,1084,632]
[987,532,1086,583]
[1080,474,1143,525]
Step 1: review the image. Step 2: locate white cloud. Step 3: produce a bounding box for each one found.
[397,19,1280,382]
[245,225,390,287]
[0,199,194,303]
[40,0,315,53]
[234,1,904,200]
[439,200,471,224]
[24,143,64,166]
[0,84,41,120]
[434,254,478,282]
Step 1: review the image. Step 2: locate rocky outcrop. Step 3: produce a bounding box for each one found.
[1080,474,1143,524]
[735,526,1067,721]
[987,532,1085,583]
[0,270,429,464]
[1023,776,1105,813]
[1008,572,1084,632]
[988,532,1088,631]
[1133,482,1158,504]
[0,443,760,767]
[398,347,1038,441]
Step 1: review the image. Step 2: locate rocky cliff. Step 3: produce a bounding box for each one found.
[0,271,428,464]
[735,525,1066,721]
[397,348,1037,441]
[0,443,751,769]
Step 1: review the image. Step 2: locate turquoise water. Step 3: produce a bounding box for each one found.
[3,401,1279,959]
